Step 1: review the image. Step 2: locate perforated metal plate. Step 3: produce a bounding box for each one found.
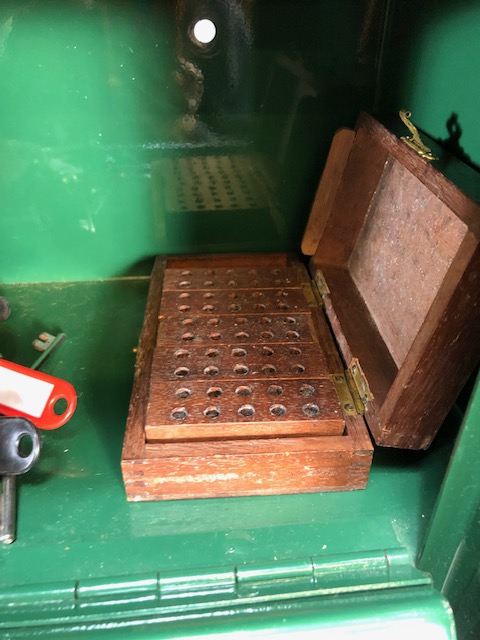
[146,262,344,442]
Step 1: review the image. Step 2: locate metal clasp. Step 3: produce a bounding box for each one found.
[399,109,438,161]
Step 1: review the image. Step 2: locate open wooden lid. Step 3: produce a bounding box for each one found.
[302,113,480,449]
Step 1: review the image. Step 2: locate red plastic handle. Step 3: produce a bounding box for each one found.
[0,359,77,430]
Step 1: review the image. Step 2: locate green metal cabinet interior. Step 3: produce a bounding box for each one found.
[0,1,479,637]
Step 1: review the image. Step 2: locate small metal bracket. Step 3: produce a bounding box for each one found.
[302,282,319,308]
[332,373,359,416]
[347,358,374,408]
[314,270,330,298]
[31,332,66,371]
[399,109,438,161]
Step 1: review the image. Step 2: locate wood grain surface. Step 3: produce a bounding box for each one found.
[312,112,480,450]
[122,254,373,501]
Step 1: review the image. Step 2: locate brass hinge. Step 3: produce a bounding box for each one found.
[314,270,330,298]
[302,282,320,307]
[332,358,373,417]
[302,270,329,308]
[332,373,360,416]
[348,358,374,408]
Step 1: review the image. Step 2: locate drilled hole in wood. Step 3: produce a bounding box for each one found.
[274,279,282,286]
[181,270,192,276]
[248,269,257,276]
[291,364,306,374]
[299,384,315,397]
[254,304,267,311]
[227,280,236,287]
[178,305,191,313]
[234,364,249,375]
[303,403,320,417]
[235,331,249,340]
[259,316,271,324]
[238,405,255,417]
[271,269,280,276]
[174,367,190,377]
[235,385,252,397]
[284,317,297,324]
[175,388,191,399]
[203,292,214,299]
[206,348,220,358]
[252,291,264,298]
[207,386,223,398]
[171,407,188,420]
[289,347,302,356]
[210,332,222,340]
[204,280,214,287]
[179,281,191,288]
[174,349,191,358]
[204,406,221,419]
[181,318,194,326]
[229,303,241,312]
[235,317,248,325]
[261,331,274,340]
[259,346,274,356]
[270,404,286,417]
[278,302,289,310]
[232,347,247,357]
[228,292,239,299]
[181,332,195,341]
[208,318,220,326]
[286,330,300,339]
[262,364,277,375]
[203,305,215,312]
[204,365,219,376]
[179,292,191,299]
[268,385,284,396]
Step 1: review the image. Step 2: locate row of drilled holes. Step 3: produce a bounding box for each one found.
[178,291,288,300]
[178,268,284,277]
[178,303,293,312]
[179,330,301,341]
[174,346,302,358]
[171,403,320,421]
[177,279,291,288]
[174,363,306,377]
[178,316,297,327]
[175,383,316,399]
[178,302,293,312]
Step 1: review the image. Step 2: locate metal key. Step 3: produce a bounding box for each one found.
[0,417,41,544]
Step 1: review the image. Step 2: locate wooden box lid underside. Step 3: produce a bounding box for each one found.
[303,113,480,449]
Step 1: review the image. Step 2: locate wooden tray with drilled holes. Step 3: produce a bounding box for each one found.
[122,113,480,501]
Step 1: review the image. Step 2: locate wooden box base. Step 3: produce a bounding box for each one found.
[121,256,373,502]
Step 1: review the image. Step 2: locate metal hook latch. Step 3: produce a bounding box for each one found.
[399,109,438,161]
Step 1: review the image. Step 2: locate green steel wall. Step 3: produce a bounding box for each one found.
[378,0,480,166]
[0,0,383,284]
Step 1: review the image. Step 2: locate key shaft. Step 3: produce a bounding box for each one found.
[0,475,16,545]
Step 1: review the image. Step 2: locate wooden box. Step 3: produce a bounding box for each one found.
[122,113,480,501]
